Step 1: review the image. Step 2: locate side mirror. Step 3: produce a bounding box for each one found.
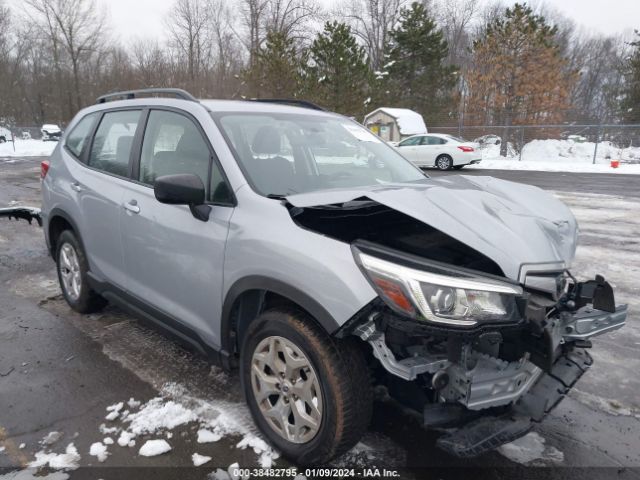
[154,174,211,222]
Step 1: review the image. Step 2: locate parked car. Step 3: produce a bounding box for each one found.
[41,124,62,141]
[0,126,12,143]
[34,89,625,465]
[394,133,481,170]
[474,134,502,147]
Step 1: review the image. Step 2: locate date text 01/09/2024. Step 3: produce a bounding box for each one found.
[229,468,401,478]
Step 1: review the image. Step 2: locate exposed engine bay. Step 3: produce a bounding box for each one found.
[286,194,627,457]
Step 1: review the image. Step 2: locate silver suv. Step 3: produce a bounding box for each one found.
[38,89,627,465]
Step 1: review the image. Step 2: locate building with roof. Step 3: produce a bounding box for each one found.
[363,108,427,142]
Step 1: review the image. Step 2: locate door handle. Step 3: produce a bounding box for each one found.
[123,200,140,214]
[71,181,82,192]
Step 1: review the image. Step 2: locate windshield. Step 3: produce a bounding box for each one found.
[212,112,427,197]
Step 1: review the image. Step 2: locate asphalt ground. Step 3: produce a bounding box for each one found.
[1,157,639,480]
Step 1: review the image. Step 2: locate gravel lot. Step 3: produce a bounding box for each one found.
[1,157,639,479]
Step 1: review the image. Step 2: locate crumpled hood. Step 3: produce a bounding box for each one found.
[286,176,578,281]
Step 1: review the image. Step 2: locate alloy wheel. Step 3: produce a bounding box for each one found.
[59,243,82,301]
[250,336,323,444]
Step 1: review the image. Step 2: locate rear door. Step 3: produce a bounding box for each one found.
[120,108,235,347]
[72,109,143,288]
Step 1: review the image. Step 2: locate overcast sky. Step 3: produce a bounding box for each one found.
[13,0,639,43]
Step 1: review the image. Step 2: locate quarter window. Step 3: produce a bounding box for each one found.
[88,110,141,177]
[66,113,97,158]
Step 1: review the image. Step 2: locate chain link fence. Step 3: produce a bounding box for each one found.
[428,124,640,165]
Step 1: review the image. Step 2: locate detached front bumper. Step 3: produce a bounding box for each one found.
[0,206,42,226]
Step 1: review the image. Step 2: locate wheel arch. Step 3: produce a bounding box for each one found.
[47,208,83,260]
[221,276,342,362]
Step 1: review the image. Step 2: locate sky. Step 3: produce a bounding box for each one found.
[10,0,639,43]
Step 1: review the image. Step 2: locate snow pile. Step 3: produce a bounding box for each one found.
[192,452,212,466]
[138,439,172,457]
[498,432,564,465]
[88,442,109,462]
[0,139,57,158]
[471,138,640,174]
[98,383,279,468]
[29,443,81,471]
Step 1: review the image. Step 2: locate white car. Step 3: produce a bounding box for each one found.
[0,126,12,143]
[41,124,62,141]
[395,133,481,170]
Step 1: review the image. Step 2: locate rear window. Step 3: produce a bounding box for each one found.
[66,114,97,158]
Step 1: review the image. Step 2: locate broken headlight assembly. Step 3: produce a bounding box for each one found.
[354,250,523,327]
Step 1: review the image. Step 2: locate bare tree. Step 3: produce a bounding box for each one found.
[24,0,106,112]
[166,0,212,87]
[344,0,408,70]
[436,0,479,66]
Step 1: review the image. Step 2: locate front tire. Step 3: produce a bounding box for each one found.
[56,230,107,313]
[436,155,453,170]
[240,309,372,465]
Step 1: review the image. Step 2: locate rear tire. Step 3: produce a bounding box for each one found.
[240,308,372,465]
[436,155,453,170]
[56,230,107,313]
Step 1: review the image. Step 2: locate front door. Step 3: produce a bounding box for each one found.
[120,109,235,348]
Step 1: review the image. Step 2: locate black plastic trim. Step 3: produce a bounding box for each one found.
[221,276,342,355]
[87,272,231,368]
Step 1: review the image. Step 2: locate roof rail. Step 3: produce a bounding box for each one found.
[250,98,326,111]
[96,88,198,104]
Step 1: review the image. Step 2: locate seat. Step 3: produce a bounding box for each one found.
[113,135,133,176]
[249,126,295,195]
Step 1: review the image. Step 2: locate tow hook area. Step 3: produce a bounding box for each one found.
[436,349,592,457]
[0,206,42,226]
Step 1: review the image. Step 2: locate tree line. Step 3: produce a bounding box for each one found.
[0,0,639,129]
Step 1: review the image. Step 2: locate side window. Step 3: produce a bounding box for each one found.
[65,113,97,158]
[88,110,141,177]
[139,110,232,204]
[426,136,446,145]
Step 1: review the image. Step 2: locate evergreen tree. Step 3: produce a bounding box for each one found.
[466,3,577,154]
[621,32,640,123]
[382,2,457,121]
[303,21,371,118]
[245,30,301,98]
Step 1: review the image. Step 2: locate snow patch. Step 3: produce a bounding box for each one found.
[197,428,222,443]
[0,139,57,158]
[89,442,109,463]
[41,431,62,446]
[498,432,564,465]
[29,443,81,471]
[138,439,172,457]
[192,452,212,466]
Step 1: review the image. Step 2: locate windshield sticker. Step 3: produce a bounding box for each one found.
[341,123,382,143]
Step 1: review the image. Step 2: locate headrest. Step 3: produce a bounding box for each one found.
[116,136,133,159]
[176,130,207,157]
[252,126,281,155]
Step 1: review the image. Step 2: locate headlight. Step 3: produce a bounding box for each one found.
[355,251,523,327]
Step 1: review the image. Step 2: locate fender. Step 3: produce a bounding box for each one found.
[46,207,85,258]
[221,275,342,355]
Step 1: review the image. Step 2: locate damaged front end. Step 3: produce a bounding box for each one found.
[345,242,626,457]
[284,180,627,458]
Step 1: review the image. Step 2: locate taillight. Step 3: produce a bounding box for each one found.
[41,160,50,179]
[458,146,474,153]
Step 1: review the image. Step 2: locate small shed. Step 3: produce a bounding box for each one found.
[364,108,427,142]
